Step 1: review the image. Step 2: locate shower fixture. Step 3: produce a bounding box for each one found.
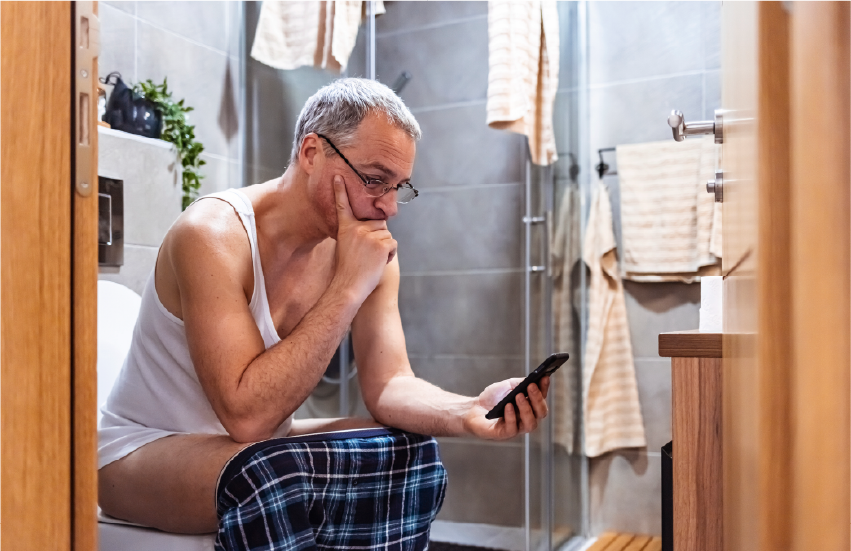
[391,71,412,95]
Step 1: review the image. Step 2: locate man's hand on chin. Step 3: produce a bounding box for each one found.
[462,376,551,440]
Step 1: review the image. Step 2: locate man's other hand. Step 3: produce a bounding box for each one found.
[462,376,551,440]
[332,175,398,302]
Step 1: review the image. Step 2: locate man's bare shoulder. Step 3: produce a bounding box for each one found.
[162,198,254,294]
[168,199,251,259]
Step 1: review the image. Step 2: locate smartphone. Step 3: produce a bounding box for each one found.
[485,352,569,420]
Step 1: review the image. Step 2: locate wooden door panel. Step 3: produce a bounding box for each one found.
[722,2,794,550]
[74,2,100,549]
[1,3,74,549]
[789,4,850,550]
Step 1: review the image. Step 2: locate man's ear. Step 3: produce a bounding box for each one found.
[299,134,322,175]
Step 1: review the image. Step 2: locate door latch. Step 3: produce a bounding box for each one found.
[667,109,724,144]
[707,170,723,203]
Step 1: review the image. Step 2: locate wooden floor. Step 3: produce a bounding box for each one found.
[586,533,662,551]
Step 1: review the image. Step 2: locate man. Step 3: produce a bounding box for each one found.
[98,78,550,536]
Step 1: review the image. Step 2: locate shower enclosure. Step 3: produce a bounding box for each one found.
[241,3,591,549]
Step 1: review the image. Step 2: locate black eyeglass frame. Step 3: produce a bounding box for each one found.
[315,133,419,204]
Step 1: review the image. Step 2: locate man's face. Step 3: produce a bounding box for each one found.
[309,113,416,236]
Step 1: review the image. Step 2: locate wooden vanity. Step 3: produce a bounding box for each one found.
[658,330,723,551]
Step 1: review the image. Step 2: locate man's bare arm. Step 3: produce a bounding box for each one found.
[353,257,550,440]
[171,179,396,443]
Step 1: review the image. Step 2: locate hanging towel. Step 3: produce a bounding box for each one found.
[583,182,646,458]
[616,136,722,283]
[552,184,582,453]
[486,1,559,166]
[251,1,384,73]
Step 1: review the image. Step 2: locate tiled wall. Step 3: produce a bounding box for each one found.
[376,2,528,528]
[97,128,183,295]
[98,1,243,290]
[583,1,721,536]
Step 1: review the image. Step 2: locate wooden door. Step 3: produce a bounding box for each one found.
[1,2,99,549]
[788,4,849,550]
[721,3,791,550]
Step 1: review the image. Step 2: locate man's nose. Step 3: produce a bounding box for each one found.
[376,190,399,218]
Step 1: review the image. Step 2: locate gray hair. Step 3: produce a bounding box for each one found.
[290,78,421,164]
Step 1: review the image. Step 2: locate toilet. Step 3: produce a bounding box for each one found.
[97,280,216,551]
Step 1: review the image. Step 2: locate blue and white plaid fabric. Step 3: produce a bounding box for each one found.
[215,428,447,550]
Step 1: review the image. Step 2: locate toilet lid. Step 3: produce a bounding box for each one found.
[97,280,142,422]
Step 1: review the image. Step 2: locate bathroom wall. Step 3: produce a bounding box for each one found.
[98,1,244,292]
[579,1,722,536]
[375,1,529,532]
[99,0,244,193]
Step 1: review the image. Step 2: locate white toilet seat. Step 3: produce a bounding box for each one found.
[98,522,215,551]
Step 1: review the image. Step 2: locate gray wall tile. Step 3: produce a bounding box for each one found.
[99,244,158,296]
[553,90,581,156]
[98,128,183,247]
[557,1,582,92]
[399,272,522,356]
[99,5,136,82]
[389,184,523,273]
[199,154,241,196]
[634,358,672,452]
[589,74,704,156]
[376,1,487,36]
[136,1,231,53]
[590,450,662,536]
[225,1,244,59]
[245,62,334,175]
[102,1,135,15]
[589,2,703,85]
[702,2,722,71]
[413,102,525,188]
[408,355,524,399]
[136,22,235,159]
[704,69,721,120]
[622,280,700,358]
[436,440,524,526]
[245,164,283,189]
[376,17,489,109]
[553,448,584,537]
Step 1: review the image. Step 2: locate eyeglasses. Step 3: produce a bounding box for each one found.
[316,133,418,204]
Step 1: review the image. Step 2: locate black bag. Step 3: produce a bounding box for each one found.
[100,72,162,139]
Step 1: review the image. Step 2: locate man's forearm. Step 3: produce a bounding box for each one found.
[223,283,362,441]
[367,375,476,437]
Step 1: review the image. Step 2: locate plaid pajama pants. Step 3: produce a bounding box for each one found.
[215,428,447,551]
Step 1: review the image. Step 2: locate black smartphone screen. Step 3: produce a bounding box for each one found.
[485,352,569,420]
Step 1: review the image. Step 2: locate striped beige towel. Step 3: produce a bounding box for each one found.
[552,184,582,453]
[486,1,559,166]
[583,182,646,457]
[616,136,722,282]
[251,1,384,73]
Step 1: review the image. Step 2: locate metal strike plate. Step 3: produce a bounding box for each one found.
[75,1,100,197]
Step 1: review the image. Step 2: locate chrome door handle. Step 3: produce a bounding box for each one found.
[668,109,724,144]
[707,170,723,203]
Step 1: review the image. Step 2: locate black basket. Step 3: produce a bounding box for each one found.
[101,72,162,139]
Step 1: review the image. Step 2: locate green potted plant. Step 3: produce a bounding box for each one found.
[133,78,205,210]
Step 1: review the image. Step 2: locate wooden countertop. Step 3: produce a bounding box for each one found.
[658,330,722,358]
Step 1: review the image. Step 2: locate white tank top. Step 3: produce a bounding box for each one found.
[98,189,292,469]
